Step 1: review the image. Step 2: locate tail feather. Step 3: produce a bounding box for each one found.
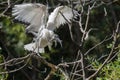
[24,43,45,53]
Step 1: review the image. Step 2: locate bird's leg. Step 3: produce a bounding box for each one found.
[48,45,52,51]
[34,36,41,56]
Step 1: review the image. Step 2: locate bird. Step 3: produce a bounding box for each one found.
[24,28,62,53]
[12,3,78,54]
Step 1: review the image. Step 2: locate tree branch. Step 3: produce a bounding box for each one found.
[86,21,120,80]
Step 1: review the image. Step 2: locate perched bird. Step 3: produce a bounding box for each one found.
[12,3,78,54]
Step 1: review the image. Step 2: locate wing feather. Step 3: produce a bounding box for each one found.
[12,3,47,32]
[47,6,78,30]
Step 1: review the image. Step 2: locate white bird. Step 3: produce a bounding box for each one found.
[24,28,62,53]
[12,3,78,33]
[12,3,78,53]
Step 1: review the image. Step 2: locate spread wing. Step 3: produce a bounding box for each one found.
[46,6,78,31]
[12,3,47,32]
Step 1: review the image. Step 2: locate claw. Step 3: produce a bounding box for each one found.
[53,35,62,47]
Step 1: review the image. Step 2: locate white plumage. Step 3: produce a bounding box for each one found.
[24,43,45,53]
[24,29,59,53]
[12,3,78,54]
[12,3,47,32]
[47,6,77,30]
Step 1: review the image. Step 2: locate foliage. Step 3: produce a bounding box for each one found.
[0,16,29,56]
[97,52,120,80]
[0,0,120,80]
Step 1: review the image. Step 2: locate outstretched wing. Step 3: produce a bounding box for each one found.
[12,3,47,32]
[46,6,78,31]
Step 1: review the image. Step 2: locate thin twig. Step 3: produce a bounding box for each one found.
[0,54,31,74]
[81,5,90,43]
[33,54,69,80]
[86,21,120,80]
[70,50,80,80]
[58,59,81,67]
[85,35,113,56]
[0,54,31,66]
[80,51,86,80]
[107,51,120,63]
